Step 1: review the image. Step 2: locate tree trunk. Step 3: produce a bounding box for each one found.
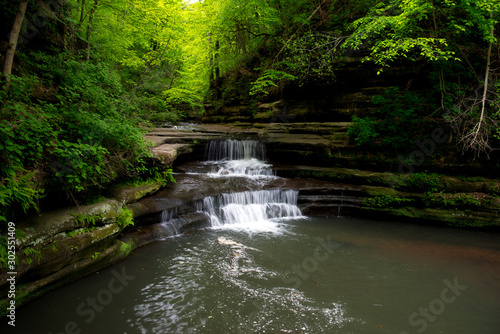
[236,24,247,55]
[474,33,493,142]
[3,0,30,86]
[461,13,495,156]
[209,36,221,100]
[473,13,494,145]
[80,0,86,25]
[68,0,86,53]
[86,0,98,62]
[213,40,221,100]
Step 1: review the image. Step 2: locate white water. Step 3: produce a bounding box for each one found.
[209,159,276,177]
[199,189,303,233]
[206,139,266,161]
[159,208,179,236]
[205,139,275,177]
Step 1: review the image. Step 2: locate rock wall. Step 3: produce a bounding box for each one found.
[2,124,499,316]
[0,183,163,315]
[203,58,431,123]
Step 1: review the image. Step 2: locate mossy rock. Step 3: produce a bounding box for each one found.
[365,206,499,228]
[110,182,163,205]
[0,239,129,317]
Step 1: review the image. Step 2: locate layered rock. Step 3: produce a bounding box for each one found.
[3,123,499,317]
[202,58,430,123]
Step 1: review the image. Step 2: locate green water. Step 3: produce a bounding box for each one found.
[10,217,500,334]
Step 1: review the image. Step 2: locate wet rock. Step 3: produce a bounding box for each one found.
[110,183,163,205]
[151,143,195,166]
[0,183,169,315]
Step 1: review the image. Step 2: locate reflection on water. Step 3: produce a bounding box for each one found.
[9,217,500,334]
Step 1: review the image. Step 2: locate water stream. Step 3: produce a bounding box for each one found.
[199,189,303,232]
[5,139,500,334]
[9,217,500,334]
[204,139,275,177]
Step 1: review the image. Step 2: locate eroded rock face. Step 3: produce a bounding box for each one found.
[0,185,161,314]
[202,58,430,123]
[3,124,499,317]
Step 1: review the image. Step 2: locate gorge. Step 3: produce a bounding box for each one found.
[1,128,499,333]
[1,0,499,332]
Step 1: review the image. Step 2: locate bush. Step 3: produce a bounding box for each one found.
[347,87,436,151]
[363,195,413,208]
[0,52,156,222]
[400,172,440,192]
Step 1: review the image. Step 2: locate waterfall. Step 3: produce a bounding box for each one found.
[206,139,266,161]
[159,208,179,236]
[205,139,274,177]
[199,189,302,228]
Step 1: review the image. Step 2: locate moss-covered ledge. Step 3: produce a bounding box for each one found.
[359,190,500,228]
[279,165,500,194]
[0,181,163,317]
[285,165,500,228]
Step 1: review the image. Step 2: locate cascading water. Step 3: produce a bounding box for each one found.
[205,139,275,177]
[159,208,179,236]
[206,139,266,161]
[198,189,303,232]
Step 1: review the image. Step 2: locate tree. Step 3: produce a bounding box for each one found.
[344,0,458,70]
[344,0,499,156]
[445,1,499,156]
[86,0,98,61]
[2,0,30,87]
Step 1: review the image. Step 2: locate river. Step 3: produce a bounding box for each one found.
[7,139,500,334]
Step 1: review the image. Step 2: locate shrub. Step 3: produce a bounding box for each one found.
[348,87,436,151]
[400,172,440,192]
[0,51,159,222]
[363,195,414,208]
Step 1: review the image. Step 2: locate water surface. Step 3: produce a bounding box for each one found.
[10,217,500,334]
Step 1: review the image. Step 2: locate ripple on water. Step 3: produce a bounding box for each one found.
[130,235,359,333]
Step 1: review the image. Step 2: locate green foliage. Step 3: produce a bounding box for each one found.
[250,69,297,96]
[401,172,441,192]
[282,32,341,85]
[0,169,42,223]
[344,0,459,69]
[117,208,134,229]
[0,234,9,269]
[67,225,98,238]
[91,251,100,260]
[85,195,106,205]
[0,228,25,269]
[0,51,154,220]
[23,247,42,265]
[363,195,414,208]
[348,87,435,150]
[486,180,500,196]
[346,116,379,146]
[151,168,176,187]
[119,241,133,256]
[52,141,111,193]
[135,94,184,124]
[72,213,104,227]
[2,0,498,223]
[123,166,176,188]
[163,87,202,113]
[423,192,485,208]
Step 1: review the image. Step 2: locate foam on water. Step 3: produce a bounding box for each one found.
[205,139,275,177]
[198,189,304,234]
[208,159,276,178]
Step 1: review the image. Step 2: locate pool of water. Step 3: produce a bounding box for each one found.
[9,216,500,334]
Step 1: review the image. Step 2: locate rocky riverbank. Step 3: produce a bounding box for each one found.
[2,122,499,316]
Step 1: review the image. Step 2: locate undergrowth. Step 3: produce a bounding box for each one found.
[0,51,171,224]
